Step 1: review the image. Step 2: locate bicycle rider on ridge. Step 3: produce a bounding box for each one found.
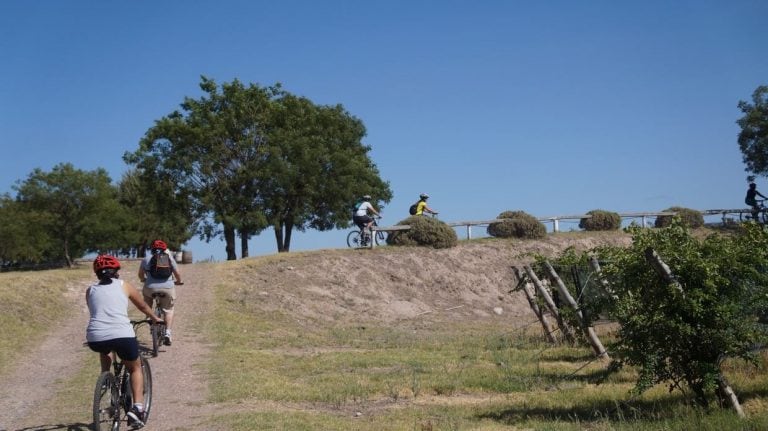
[138,239,183,346]
[745,182,767,222]
[415,193,438,216]
[86,255,163,428]
[353,194,380,231]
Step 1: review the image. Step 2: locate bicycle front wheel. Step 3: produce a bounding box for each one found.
[141,356,153,422]
[346,230,361,248]
[92,371,118,431]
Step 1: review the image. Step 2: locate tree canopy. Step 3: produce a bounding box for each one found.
[126,76,392,257]
[738,85,768,176]
[12,163,127,266]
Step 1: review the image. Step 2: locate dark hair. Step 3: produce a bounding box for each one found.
[96,268,120,283]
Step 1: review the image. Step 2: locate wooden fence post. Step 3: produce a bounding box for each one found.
[512,267,557,344]
[544,261,609,360]
[523,265,576,344]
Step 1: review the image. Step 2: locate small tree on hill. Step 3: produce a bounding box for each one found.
[654,207,704,228]
[386,216,457,248]
[487,211,546,239]
[579,209,621,231]
[597,220,768,412]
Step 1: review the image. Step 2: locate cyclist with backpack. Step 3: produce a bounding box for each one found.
[410,193,438,216]
[86,255,163,428]
[353,195,381,233]
[138,239,183,346]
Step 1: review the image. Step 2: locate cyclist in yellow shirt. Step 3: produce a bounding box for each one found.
[415,193,438,216]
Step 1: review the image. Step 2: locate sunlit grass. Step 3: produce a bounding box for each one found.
[0,266,92,376]
[204,259,768,430]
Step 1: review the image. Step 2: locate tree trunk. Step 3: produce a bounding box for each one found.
[64,238,73,268]
[240,228,249,258]
[283,221,293,252]
[274,224,286,253]
[718,374,746,418]
[224,223,237,260]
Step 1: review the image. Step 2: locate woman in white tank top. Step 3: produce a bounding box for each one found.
[86,255,162,428]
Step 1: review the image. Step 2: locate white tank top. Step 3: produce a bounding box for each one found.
[86,279,135,342]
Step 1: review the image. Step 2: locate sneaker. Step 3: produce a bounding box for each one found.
[163,330,172,346]
[126,406,146,428]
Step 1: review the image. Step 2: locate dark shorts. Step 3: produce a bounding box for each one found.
[353,215,372,229]
[88,337,139,361]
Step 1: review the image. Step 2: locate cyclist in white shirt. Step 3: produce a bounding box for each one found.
[352,195,380,232]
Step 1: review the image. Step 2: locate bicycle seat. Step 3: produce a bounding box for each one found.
[151,292,167,298]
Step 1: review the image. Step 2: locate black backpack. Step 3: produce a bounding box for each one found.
[149,252,173,279]
[409,202,419,215]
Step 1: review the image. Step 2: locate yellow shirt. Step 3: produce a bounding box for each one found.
[416,201,428,215]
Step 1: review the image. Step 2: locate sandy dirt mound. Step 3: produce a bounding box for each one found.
[225,232,631,327]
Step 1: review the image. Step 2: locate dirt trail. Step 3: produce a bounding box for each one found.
[0,263,218,431]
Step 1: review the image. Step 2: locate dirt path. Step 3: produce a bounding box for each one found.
[0,263,218,431]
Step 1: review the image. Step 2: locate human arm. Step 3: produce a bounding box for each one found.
[123,280,162,323]
[172,268,183,285]
[137,263,146,283]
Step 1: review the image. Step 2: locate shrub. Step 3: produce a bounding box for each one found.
[654,206,704,229]
[386,216,457,248]
[579,209,621,231]
[487,210,546,239]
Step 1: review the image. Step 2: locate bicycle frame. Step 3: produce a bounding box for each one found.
[91,332,153,430]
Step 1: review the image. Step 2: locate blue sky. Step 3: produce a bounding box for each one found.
[1,1,766,261]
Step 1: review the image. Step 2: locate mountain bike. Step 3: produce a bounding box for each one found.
[147,282,183,356]
[347,217,385,248]
[741,199,768,224]
[92,320,153,431]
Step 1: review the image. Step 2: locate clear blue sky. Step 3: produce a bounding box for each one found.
[1,1,766,261]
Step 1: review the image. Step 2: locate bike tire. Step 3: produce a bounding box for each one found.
[92,371,118,431]
[141,356,153,422]
[346,230,361,248]
[151,322,160,357]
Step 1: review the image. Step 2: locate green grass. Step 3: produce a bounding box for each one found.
[0,266,92,376]
[206,263,768,430]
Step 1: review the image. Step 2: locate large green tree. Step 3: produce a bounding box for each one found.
[263,94,392,252]
[737,85,768,176]
[126,76,391,256]
[14,163,128,266]
[117,170,195,257]
[0,194,51,264]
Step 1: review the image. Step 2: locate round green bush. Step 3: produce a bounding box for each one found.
[386,216,457,248]
[487,210,546,239]
[579,209,621,231]
[654,206,704,228]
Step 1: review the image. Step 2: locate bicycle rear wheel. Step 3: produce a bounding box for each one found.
[92,371,118,431]
[346,230,361,248]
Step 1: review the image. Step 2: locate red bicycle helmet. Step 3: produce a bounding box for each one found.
[151,239,168,250]
[93,255,121,273]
